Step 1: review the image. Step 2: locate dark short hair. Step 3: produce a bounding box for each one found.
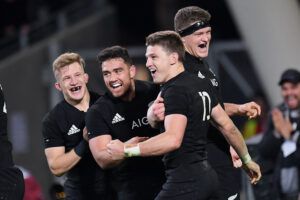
[146,30,185,62]
[97,46,133,67]
[174,6,211,33]
[279,69,300,85]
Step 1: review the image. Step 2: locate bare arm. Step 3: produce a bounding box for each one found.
[107,114,187,158]
[89,134,123,169]
[45,146,82,176]
[211,104,261,184]
[212,104,249,158]
[89,135,149,169]
[140,114,186,156]
[224,102,261,118]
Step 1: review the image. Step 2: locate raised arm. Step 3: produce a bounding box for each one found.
[224,102,261,118]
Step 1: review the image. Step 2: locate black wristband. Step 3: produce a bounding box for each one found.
[74,140,88,157]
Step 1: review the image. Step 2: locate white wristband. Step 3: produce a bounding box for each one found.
[124,144,141,157]
[241,153,252,164]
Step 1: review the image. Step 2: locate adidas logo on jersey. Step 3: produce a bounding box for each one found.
[210,78,218,87]
[198,71,205,79]
[67,125,80,135]
[112,113,125,124]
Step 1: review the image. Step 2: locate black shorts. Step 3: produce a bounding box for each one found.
[156,162,219,200]
[112,172,165,200]
[0,166,24,200]
[214,165,241,200]
[64,179,108,200]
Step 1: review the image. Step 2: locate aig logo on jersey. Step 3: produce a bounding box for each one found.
[132,116,149,130]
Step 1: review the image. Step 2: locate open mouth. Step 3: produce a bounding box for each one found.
[198,43,207,49]
[70,86,81,92]
[149,68,157,75]
[111,82,122,89]
[285,95,299,106]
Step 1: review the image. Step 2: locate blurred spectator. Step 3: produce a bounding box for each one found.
[258,69,300,200]
[0,0,30,38]
[49,182,65,200]
[18,166,45,200]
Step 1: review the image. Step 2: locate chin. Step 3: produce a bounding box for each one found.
[198,53,208,58]
[111,92,123,98]
[288,104,299,110]
[72,96,84,101]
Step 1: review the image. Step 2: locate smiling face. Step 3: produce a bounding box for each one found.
[281,82,300,109]
[102,58,136,101]
[146,45,173,84]
[182,26,211,59]
[55,62,89,105]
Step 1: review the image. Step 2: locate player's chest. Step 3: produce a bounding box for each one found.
[108,104,154,141]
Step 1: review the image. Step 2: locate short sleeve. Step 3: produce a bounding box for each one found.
[42,114,65,148]
[205,80,218,109]
[163,86,189,117]
[85,104,110,139]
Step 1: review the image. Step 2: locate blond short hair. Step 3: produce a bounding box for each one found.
[52,52,85,79]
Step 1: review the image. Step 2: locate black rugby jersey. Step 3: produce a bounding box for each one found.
[160,72,217,173]
[185,52,231,166]
[42,92,105,185]
[86,80,165,183]
[0,85,14,168]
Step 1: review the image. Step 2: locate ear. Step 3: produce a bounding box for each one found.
[169,52,179,65]
[54,82,62,91]
[181,36,186,43]
[84,73,89,84]
[129,65,136,79]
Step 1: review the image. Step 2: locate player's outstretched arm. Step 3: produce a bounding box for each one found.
[224,102,261,118]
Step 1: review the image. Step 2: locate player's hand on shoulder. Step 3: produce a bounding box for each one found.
[149,93,165,122]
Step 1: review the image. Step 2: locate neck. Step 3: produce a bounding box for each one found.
[184,47,204,60]
[121,80,136,102]
[165,63,185,82]
[67,92,90,112]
